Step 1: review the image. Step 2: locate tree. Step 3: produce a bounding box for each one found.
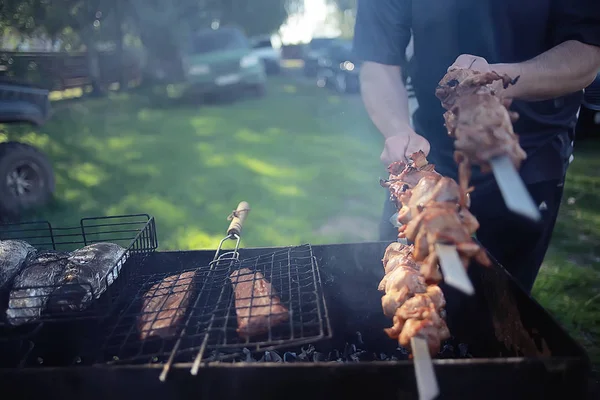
[326,0,356,39]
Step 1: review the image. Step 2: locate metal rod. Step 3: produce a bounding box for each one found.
[435,243,474,295]
[490,155,541,222]
[411,336,439,400]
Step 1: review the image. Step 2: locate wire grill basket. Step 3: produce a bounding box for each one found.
[0,214,158,328]
[97,244,331,370]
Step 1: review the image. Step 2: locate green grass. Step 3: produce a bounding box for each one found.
[532,142,600,368]
[2,77,385,250]
[2,77,599,369]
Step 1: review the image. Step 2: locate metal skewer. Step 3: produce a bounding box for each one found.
[490,155,541,222]
[411,336,440,400]
[435,243,474,295]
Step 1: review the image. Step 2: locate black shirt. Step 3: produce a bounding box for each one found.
[353,0,600,191]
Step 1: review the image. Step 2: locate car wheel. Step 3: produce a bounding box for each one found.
[252,84,267,97]
[316,69,328,88]
[0,142,55,217]
[334,73,348,94]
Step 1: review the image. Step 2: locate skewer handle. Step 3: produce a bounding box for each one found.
[227,201,251,236]
[411,337,440,400]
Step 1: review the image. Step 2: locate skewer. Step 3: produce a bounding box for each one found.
[435,243,474,295]
[411,336,440,400]
[489,156,541,222]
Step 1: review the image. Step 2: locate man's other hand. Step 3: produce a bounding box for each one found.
[449,54,507,95]
[381,132,431,166]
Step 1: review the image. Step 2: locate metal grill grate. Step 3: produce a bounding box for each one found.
[97,244,331,367]
[0,214,158,326]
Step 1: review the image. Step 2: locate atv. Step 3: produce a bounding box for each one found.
[0,78,55,219]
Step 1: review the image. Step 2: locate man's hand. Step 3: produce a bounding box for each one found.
[449,54,508,95]
[381,132,431,166]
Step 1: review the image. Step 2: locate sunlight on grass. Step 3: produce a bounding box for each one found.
[69,162,107,187]
[235,128,269,143]
[234,154,297,178]
[283,84,297,93]
[49,87,84,101]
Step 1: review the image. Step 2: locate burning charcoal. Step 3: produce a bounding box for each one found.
[397,346,410,356]
[355,331,364,345]
[357,351,375,362]
[243,348,255,363]
[439,344,455,359]
[270,350,283,362]
[350,350,366,362]
[283,352,297,362]
[459,343,469,358]
[329,349,340,361]
[313,351,327,362]
[343,343,357,359]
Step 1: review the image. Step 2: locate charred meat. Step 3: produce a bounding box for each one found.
[138,271,195,340]
[0,240,36,291]
[6,251,70,325]
[47,243,126,313]
[230,268,289,339]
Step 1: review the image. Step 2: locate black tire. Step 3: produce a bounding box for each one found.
[252,84,267,98]
[0,142,55,217]
[334,72,348,94]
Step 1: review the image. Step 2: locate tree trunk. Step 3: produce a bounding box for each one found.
[114,0,126,90]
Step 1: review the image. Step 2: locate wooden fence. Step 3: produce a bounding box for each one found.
[0,51,142,91]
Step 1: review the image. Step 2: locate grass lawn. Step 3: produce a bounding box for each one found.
[1,76,599,369]
[2,77,385,249]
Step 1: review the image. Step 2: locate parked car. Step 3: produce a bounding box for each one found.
[302,37,339,77]
[0,78,55,220]
[575,71,600,140]
[250,35,281,75]
[315,41,360,94]
[181,27,267,98]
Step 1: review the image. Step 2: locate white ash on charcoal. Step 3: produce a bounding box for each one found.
[200,332,472,363]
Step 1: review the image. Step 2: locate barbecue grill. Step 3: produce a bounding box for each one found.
[0,214,590,400]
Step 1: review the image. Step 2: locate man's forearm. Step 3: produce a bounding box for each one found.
[493,41,600,101]
[359,62,413,139]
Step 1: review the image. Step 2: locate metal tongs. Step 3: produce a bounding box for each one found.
[159,201,251,382]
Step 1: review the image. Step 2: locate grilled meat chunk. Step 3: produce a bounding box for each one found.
[399,308,451,355]
[401,203,490,284]
[380,265,427,317]
[449,93,526,172]
[384,285,446,339]
[230,268,289,338]
[436,67,519,110]
[138,271,195,340]
[0,240,36,291]
[382,242,418,275]
[6,251,70,325]
[48,243,127,313]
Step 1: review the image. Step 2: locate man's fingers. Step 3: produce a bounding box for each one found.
[448,54,488,72]
[448,54,475,71]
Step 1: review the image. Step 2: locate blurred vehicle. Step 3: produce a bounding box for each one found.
[302,37,339,77]
[315,41,360,94]
[250,35,281,75]
[575,71,600,141]
[181,27,267,98]
[0,78,55,219]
